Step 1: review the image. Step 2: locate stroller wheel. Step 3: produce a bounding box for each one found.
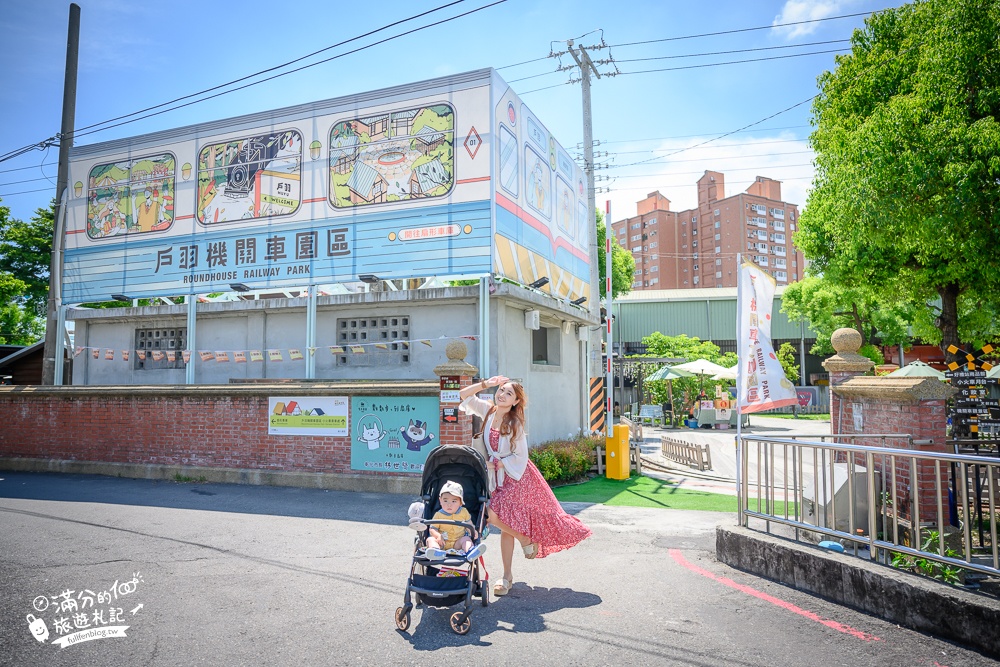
[395,606,411,632]
[449,611,471,635]
[481,581,489,607]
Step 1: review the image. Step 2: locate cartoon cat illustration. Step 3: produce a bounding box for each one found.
[400,419,435,452]
[358,418,386,450]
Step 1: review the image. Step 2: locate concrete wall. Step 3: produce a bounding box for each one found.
[68,284,595,445]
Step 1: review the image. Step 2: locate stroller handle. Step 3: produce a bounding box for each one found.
[422,518,479,538]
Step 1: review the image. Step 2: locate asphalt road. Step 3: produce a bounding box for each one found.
[1,472,996,666]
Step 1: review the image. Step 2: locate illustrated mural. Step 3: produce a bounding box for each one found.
[87,154,175,239]
[492,81,591,303]
[197,130,302,224]
[329,104,454,208]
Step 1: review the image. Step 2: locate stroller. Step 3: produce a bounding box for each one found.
[395,445,490,635]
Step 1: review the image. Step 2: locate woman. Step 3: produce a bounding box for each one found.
[459,375,592,597]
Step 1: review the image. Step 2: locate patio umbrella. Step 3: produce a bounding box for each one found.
[673,358,730,395]
[886,360,946,380]
[644,365,694,382]
[711,365,738,382]
[643,366,694,423]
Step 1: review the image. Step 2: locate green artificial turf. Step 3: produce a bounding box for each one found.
[553,475,799,514]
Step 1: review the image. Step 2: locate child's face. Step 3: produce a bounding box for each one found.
[439,492,462,514]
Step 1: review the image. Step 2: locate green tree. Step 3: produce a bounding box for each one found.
[638,333,736,410]
[781,276,915,354]
[596,209,634,300]
[796,0,1000,359]
[0,199,52,317]
[775,342,800,384]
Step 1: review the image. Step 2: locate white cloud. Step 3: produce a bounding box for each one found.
[772,0,858,39]
[604,132,815,222]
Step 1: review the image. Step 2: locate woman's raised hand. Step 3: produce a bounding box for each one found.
[486,375,509,388]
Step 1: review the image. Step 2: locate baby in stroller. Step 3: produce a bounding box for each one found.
[423,481,481,560]
[395,445,491,635]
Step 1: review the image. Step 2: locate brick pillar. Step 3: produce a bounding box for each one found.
[822,328,874,435]
[433,340,478,447]
[834,370,957,530]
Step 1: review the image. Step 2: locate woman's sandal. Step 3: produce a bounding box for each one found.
[522,542,539,559]
[493,577,513,596]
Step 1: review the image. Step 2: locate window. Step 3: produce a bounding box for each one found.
[773,233,785,243]
[650,278,658,285]
[651,254,658,260]
[776,271,787,281]
[692,229,697,236]
[789,223,796,231]
[337,317,409,366]
[693,276,699,284]
[714,221,721,229]
[692,240,698,247]
[715,246,721,253]
[631,234,641,242]
[618,228,625,236]
[789,211,796,221]
[714,233,721,240]
[134,328,187,370]
[773,246,786,256]
[774,258,787,268]
[714,209,720,216]
[693,264,699,271]
[750,203,766,215]
[646,217,656,226]
[650,266,658,272]
[650,241,658,248]
[770,208,785,219]
[531,326,561,366]
[716,258,722,265]
[692,216,697,223]
[715,271,722,278]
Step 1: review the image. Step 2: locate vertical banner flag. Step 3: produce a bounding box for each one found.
[737,259,798,413]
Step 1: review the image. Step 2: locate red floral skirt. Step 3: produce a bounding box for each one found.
[489,460,591,558]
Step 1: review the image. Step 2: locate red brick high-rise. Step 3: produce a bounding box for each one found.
[611,171,805,289]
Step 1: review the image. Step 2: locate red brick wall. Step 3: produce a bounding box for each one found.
[0,385,445,481]
[835,390,950,525]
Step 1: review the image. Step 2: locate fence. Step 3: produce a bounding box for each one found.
[660,436,712,471]
[739,434,1000,585]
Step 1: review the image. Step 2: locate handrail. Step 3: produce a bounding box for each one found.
[738,433,1000,584]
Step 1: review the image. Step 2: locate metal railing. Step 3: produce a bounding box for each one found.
[739,434,1000,583]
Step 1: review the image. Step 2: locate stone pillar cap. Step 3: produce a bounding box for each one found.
[822,327,875,373]
[433,339,479,377]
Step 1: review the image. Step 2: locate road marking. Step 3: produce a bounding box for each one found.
[669,549,880,642]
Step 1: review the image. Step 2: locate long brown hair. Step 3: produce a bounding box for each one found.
[496,382,527,449]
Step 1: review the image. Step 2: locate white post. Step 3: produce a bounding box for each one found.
[735,253,744,525]
[605,200,614,438]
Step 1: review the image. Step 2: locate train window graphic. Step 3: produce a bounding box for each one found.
[327,104,455,209]
[197,130,302,224]
[86,153,175,240]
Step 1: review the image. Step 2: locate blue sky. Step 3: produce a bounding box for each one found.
[0,0,905,225]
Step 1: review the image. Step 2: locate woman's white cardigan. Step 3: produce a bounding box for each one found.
[459,394,528,491]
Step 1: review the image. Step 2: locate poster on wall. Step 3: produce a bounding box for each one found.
[350,396,440,473]
[268,396,348,435]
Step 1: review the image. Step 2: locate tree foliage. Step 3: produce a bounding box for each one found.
[775,342,800,384]
[796,0,1000,357]
[638,333,737,410]
[0,199,47,343]
[596,209,635,300]
[781,276,917,354]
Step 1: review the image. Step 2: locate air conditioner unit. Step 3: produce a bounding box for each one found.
[524,310,540,330]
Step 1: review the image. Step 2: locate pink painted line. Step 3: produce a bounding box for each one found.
[668,549,880,643]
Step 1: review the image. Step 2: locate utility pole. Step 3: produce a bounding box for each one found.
[566,39,602,382]
[42,3,80,385]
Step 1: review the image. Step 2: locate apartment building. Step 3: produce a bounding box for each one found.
[611,171,805,290]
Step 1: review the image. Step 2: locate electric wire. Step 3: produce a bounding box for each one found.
[612,38,851,63]
[0,0,505,162]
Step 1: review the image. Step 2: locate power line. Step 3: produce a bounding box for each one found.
[606,147,813,161]
[605,10,874,49]
[69,0,470,140]
[613,162,815,180]
[615,47,848,77]
[599,126,809,145]
[0,0,506,161]
[612,38,851,63]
